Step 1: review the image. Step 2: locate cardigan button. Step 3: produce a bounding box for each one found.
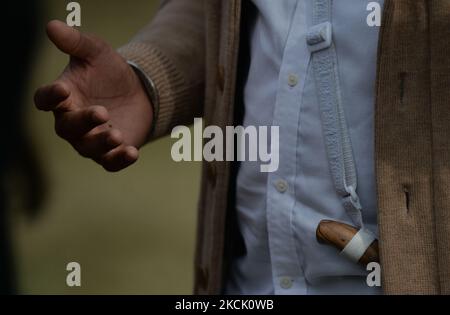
[197,266,209,291]
[217,65,225,92]
[207,161,217,186]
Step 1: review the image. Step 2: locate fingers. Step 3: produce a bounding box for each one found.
[54,107,139,172]
[79,133,138,172]
[97,146,139,172]
[74,128,123,159]
[54,106,109,140]
[72,125,139,172]
[34,82,71,111]
[46,20,106,61]
[40,100,138,171]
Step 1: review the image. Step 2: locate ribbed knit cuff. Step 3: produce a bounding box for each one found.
[118,42,192,139]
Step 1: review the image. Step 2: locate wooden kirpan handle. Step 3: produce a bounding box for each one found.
[316,220,379,265]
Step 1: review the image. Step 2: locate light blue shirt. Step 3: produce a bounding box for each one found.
[226,0,384,295]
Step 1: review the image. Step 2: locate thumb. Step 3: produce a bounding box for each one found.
[46,20,105,61]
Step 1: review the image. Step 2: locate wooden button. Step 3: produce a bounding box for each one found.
[196,266,209,291]
[217,65,225,92]
[207,161,217,186]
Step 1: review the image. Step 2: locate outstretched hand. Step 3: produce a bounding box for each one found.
[34,20,153,172]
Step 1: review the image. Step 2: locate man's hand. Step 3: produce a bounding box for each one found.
[34,20,153,172]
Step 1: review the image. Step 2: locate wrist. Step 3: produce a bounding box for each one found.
[127,60,159,139]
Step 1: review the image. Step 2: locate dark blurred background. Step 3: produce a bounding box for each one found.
[3,0,200,294]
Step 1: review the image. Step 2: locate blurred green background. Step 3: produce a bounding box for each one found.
[11,0,200,294]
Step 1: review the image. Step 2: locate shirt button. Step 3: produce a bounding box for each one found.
[280,277,293,289]
[275,179,288,193]
[288,74,298,87]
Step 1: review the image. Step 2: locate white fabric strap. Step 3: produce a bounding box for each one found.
[340,228,376,263]
[308,0,364,228]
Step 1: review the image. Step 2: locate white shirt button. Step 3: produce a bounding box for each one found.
[280,277,293,289]
[275,179,288,193]
[288,74,299,87]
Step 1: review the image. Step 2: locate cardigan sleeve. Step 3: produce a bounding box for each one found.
[118,0,205,139]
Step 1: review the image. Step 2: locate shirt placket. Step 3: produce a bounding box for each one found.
[266,0,312,295]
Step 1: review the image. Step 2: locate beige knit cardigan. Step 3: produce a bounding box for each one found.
[119,0,450,294]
